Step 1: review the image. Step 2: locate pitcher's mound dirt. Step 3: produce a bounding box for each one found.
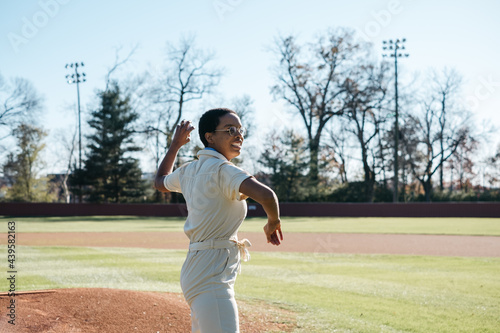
[0,288,296,333]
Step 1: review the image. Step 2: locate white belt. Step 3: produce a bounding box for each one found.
[189,237,252,272]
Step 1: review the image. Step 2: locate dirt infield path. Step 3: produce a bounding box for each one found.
[0,288,295,333]
[8,232,500,257]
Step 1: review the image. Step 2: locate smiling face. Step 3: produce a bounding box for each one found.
[205,113,244,161]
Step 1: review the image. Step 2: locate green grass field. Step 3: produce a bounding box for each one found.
[5,216,500,235]
[1,216,499,332]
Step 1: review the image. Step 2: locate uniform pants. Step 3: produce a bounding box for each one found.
[190,290,239,333]
[181,239,241,333]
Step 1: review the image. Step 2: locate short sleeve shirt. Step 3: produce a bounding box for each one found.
[163,149,252,243]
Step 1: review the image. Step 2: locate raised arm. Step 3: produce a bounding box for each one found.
[154,120,195,192]
[239,177,283,246]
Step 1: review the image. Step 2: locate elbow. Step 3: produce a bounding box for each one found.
[153,175,170,193]
[153,176,161,191]
[260,187,278,205]
[239,177,278,204]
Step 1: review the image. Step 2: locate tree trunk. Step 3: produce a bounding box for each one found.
[362,148,375,202]
[62,174,70,203]
[423,178,433,202]
[439,145,444,191]
[439,94,446,191]
[364,178,375,203]
[308,140,320,183]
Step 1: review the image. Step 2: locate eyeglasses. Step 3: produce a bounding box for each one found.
[214,126,246,137]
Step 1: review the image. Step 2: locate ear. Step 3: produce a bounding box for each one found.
[205,132,214,144]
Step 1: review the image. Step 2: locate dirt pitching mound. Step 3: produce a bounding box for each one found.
[0,289,295,333]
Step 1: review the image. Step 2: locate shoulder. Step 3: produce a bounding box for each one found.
[218,161,251,178]
[178,161,194,169]
[169,160,195,176]
[220,160,244,171]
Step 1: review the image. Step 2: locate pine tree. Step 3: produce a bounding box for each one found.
[80,83,146,203]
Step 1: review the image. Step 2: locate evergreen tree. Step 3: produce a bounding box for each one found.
[80,83,146,203]
[259,130,310,202]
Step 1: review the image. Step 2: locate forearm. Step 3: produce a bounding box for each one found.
[240,177,283,245]
[154,144,181,191]
[158,143,182,175]
[153,120,195,192]
[258,187,283,246]
[259,190,280,225]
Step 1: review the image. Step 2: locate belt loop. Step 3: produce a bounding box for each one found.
[209,239,214,249]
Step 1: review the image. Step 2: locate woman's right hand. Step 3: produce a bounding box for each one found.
[171,120,195,148]
[264,219,283,246]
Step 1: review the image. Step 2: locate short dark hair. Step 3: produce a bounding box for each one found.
[198,108,237,147]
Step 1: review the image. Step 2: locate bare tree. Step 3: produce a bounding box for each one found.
[144,103,174,170]
[104,45,153,121]
[0,74,43,140]
[139,36,223,203]
[429,68,463,190]
[381,73,420,201]
[104,44,140,92]
[270,28,364,193]
[374,118,391,188]
[343,60,391,201]
[147,36,223,152]
[486,144,500,188]
[404,98,469,201]
[54,126,77,203]
[396,119,419,202]
[447,134,478,192]
[326,119,352,184]
[230,94,255,139]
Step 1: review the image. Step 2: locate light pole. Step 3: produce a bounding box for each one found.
[65,62,86,171]
[382,39,409,202]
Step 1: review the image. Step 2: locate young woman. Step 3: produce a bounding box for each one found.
[154,108,283,333]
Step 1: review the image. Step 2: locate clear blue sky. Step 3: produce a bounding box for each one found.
[1,0,499,174]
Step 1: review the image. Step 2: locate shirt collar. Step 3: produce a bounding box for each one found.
[197,148,229,161]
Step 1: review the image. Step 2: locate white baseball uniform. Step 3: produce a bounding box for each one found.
[163,148,252,333]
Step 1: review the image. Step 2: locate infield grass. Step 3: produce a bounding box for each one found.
[1,245,499,332]
[3,216,500,235]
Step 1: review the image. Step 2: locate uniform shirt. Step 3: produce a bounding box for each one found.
[164,148,252,243]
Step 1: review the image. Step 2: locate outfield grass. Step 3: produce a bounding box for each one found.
[3,216,500,235]
[239,252,500,332]
[1,245,499,332]
[242,217,500,236]
[4,216,186,233]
